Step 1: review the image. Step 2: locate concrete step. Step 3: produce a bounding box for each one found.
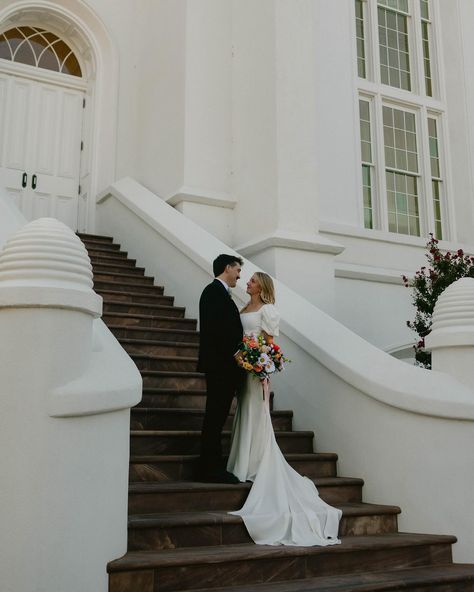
[108,533,456,592]
[131,354,198,372]
[129,452,337,482]
[123,340,199,358]
[168,565,474,592]
[127,503,401,550]
[127,478,363,513]
[130,408,293,431]
[130,429,315,455]
[109,324,199,344]
[103,312,196,330]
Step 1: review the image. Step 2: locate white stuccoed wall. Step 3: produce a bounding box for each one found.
[0,210,142,592]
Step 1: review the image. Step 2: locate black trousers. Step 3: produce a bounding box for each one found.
[198,368,244,475]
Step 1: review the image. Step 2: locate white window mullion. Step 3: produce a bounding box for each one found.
[374,94,389,231]
[437,115,454,240]
[410,0,425,97]
[417,106,434,236]
[369,0,382,85]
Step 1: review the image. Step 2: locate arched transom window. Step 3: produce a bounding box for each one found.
[0,26,82,77]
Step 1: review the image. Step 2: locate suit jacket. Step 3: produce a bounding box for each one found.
[197,279,243,374]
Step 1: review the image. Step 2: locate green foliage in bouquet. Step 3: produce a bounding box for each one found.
[403,234,474,368]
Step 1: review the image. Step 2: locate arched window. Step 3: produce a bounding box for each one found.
[0,26,82,77]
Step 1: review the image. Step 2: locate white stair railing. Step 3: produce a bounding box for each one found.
[0,217,141,592]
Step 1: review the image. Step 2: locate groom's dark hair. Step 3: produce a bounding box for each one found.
[213,254,243,277]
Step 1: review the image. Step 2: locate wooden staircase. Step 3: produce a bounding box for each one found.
[78,233,474,592]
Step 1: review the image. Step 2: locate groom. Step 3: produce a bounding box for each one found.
[196,254,245,483]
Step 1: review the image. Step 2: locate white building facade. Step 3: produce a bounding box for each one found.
[2,3,474,589]
[1,0,473,355]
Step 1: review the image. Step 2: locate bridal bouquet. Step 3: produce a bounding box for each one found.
[234,333,289,380]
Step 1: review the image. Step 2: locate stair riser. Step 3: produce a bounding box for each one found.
[129,457,336,482]
[141,375,205,390]
[90,256,137,268]
[111,542,452,592]
[132,358,198,372]
[103,303,184,318]
[130,433,314,455]
[129,482,362,514]
[78,234,113,244]
[112,327,198,342]
[137,392,207,409]
[94,266,145,276]
[128,514,399,551]
[109,573,474,592]
[124,342,199,358]
[82,241,121,251]
[86,248,128,260]
[100,292,172,305]
[94,272,150,286]
[103,315,196,330]
[94,281,166,295]
[130,411,292,431]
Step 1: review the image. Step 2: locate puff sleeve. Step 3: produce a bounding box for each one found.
[261,304,280,336]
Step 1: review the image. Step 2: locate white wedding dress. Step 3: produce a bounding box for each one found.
[227,304,342,546]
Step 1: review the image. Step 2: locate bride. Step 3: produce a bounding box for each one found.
[227,271,342,547]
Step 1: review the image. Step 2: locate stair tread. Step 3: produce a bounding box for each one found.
[77,232,114,242]
[128,503,402,528]
[95,282,163,292]
[129,477,364,493]
[130,430,314,438]
[104,312,196,322]
[98,289,168,298]
[142,387,205,394]
[140,370,202,376]
[129,452,333,461]
[110,325,196,336]
[94,271,149,280]
[120,339,198,348]
[130,354,198,362]
[131,407,292,416]
[170,565,474,592]
[108,533,457,571]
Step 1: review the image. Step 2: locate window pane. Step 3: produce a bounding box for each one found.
[421,20,433,96]
[420,0,429,20]
[362,165,374,229]
[386,170,420,236]
[0,26,82,78]
[355,0,367,79]
[378,6,411,90]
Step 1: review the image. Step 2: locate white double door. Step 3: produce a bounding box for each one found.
[0,72,84,230]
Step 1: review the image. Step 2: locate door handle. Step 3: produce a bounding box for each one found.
[22,172,27,188]
[31,174,37,190]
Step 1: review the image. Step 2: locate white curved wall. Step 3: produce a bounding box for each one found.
[97,177,474,561]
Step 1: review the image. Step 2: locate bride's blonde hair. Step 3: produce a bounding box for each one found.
[255,272,276,304]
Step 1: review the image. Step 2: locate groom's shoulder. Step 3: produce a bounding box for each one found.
[200,279,221,298]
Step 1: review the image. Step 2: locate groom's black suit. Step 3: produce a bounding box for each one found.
[197,279,244,477]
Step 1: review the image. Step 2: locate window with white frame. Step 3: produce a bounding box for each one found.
[354,0,446,239]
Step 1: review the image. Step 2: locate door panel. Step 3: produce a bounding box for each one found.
[5,79,31,170]
[35,85,60,175]
[0,72,83,230]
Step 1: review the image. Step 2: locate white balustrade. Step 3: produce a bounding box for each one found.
[0,217,142,592]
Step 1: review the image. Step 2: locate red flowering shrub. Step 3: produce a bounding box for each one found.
[403,234,474,368]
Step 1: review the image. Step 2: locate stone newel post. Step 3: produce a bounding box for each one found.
[425,277,474,390]
[0,218,141,592]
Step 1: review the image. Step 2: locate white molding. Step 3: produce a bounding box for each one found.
[0,60,87,90]
[335,262,408,285]
[319,220,474,253]
[165,187,236,210]
[234,230,345,257]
